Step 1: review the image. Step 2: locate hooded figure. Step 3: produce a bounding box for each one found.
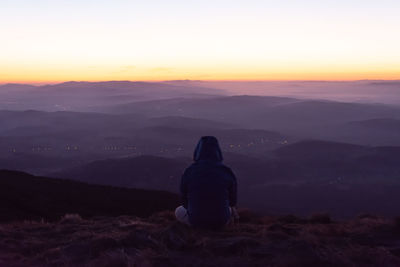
[175,136,237,229]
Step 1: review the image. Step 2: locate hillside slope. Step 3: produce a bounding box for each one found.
[0,170,179,222]
[1,212,400,266]
[51,155,188,192]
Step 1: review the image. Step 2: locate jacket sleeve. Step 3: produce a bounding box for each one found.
[180,169,189,209]
[228,169,237,207]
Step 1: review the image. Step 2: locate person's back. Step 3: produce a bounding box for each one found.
[176,136,237,229]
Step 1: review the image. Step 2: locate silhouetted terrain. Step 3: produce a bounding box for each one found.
[53,140,400,188]
[1,170,400,266]
[53,155,188,192]
[0,109,288,174]
[49,140,400,218]
[90,95,400,144]
[0,170,179,222]
[349,118,400,132]
[167,80,400,104]
[1,211,400,266]
[272,140,400,183]
[0,81,225,111]
[1,81,400,219]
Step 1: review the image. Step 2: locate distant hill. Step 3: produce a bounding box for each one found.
[0,83,37,91]
[0,110,138,135]
[146,116,235,129]
[52,155,189,192]
[243,182,400,218]
[165,80,400,104]
[349,118,400,132]
[132,126,286,153]
[0,170,179,222]
[40,81,224,95]
[0,81,225,111]
[0,152,82,175]
[96,96,400,143]
[274,140,400,163]
[270,140,400,182]
[48,141,400,218]
[99,95,299,115]
[274,140,368,161]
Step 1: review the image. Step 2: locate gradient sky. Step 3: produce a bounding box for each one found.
[1,0,399,82]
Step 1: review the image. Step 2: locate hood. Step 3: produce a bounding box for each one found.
[193,136,223,162]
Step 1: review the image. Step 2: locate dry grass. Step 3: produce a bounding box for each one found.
[0,211,400,266]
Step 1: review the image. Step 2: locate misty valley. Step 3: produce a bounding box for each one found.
[1,81,400,218]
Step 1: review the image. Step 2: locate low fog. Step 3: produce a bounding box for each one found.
[1,80,400,218]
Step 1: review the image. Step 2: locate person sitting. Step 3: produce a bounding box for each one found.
[175,136,239,229]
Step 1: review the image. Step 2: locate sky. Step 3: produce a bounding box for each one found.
[1,0,399,83]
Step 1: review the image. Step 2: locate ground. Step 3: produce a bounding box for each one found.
[1,211,400,267]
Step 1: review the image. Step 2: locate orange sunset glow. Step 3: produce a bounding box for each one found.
[1,0,399,83]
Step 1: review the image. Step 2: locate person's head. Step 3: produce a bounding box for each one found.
[193,136,223,162]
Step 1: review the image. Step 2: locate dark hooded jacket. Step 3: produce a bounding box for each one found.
[180,136,237,229]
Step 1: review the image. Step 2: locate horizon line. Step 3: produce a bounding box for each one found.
[1,78,400,86]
